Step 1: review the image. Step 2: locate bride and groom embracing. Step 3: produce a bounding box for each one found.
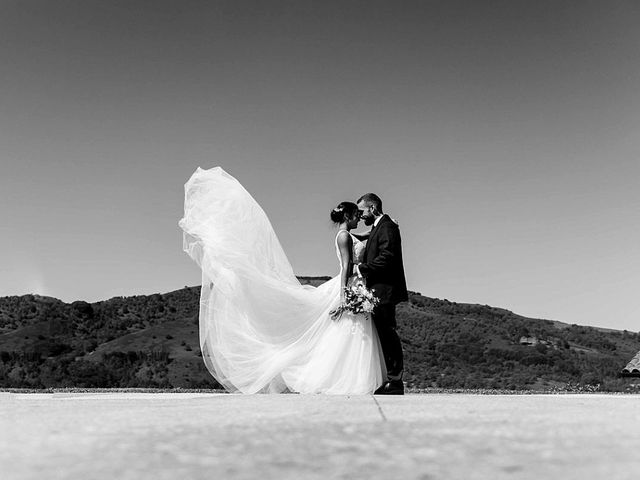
[179,167,408,395]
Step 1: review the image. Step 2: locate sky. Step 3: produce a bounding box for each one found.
[1,0,639,330]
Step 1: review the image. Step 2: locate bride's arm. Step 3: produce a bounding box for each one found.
[336,231,353,303]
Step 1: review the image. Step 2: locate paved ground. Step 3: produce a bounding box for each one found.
[2,393,640,480]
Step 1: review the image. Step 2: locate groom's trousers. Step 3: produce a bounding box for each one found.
[372,304,404,380]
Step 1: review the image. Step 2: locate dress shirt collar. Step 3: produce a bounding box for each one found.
[373,214,385,228]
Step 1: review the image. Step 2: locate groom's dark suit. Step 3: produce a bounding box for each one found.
[358,214,408,380]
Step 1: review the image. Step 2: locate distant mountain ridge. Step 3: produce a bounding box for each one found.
[1,278,638,391]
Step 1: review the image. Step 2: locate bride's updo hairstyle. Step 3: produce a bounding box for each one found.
[330,202,359,224]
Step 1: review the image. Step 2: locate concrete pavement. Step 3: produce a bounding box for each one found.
[2,393,640,479]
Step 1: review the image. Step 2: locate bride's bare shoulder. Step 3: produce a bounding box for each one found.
[335,230,353,247]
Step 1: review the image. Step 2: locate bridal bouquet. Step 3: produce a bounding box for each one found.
[330,282,380,320]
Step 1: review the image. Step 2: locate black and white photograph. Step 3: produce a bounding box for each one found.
[2,1,640,479]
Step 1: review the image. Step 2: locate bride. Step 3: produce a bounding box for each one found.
[179,167,385,394]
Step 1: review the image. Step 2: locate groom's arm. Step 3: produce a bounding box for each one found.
[351,230,370,241]
[357,223,399,277]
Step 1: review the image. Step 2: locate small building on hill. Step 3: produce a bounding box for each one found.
[621,350,640,377]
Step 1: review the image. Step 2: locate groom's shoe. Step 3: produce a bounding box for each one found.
[374,379,404,395]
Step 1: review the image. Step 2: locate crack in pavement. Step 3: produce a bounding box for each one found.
[371,396,387,422]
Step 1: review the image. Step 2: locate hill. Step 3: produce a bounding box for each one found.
[1,278,638,391]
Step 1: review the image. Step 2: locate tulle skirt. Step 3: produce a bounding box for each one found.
[179,167,385,394]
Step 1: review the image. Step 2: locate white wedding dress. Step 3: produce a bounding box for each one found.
[178,167,385,394]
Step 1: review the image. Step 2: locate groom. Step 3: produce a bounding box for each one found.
[355,193,408,395]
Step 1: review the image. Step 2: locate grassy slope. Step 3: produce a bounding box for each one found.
[1,278,638,390]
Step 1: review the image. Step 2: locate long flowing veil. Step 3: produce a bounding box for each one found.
[178,167,341,393]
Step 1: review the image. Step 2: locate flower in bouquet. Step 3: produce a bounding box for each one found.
[330,283,380,320]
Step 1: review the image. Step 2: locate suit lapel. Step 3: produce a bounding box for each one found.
[365,215,387,258]
[370,215,387,238]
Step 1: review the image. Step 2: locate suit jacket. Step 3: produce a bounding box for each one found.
[358,215,408,305]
